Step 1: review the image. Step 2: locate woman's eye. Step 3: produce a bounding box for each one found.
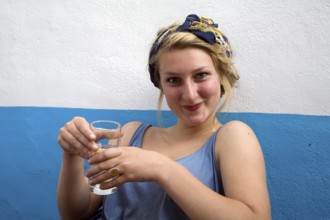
[167,77,180,84]
[195,72,208,81]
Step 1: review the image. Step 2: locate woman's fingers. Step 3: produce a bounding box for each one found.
[86,147,163,189]
[94,128,123,140]
[59,128,91,158]
[88,147,122,165]
[99,174,127,190]
[58,117,98,158]
[86,151,121,177]
[88,168,119,186]
[74,117,97,141]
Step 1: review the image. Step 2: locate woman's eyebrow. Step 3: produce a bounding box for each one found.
[162,66,211,75]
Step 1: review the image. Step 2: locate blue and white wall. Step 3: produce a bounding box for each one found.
[1,1,329,219]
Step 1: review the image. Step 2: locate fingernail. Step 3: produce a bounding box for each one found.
[92,143,99,150]
[90,133,96,140]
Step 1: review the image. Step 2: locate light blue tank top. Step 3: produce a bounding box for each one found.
[103,123,224,220]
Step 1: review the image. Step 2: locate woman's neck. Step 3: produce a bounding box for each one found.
[168,115,221,139]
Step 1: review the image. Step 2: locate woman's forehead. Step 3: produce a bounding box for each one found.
[158,48,215,74]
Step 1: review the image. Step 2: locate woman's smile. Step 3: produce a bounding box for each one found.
[183,103,202,112]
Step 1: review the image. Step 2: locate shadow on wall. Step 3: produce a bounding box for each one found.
[0,107,329,219]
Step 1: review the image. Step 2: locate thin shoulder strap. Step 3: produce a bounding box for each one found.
[128,123,152,147]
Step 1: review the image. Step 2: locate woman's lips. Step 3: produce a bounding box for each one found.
[183,103,202,111]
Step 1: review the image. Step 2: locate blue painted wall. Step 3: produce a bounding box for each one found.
[0,107,329,219]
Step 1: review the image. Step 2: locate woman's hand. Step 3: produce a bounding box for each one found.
[86,146,170,189]
[58,117,99,159]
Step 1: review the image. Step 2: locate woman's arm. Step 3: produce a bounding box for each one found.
[57,117,103,219]
[57,153,103,220]
[157,120,271,220]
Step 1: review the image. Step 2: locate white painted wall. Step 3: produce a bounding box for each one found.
[1,0,329,115]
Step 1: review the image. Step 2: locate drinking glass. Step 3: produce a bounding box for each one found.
[88,120,121,195]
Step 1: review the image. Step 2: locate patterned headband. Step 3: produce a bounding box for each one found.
[149,14,232,88]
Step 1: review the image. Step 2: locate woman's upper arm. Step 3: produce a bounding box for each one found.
[216,120,271,218]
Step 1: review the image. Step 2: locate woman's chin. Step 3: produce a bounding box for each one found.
[183,116,206,127]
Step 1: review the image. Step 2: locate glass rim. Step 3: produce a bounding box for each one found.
[90,120,121,130]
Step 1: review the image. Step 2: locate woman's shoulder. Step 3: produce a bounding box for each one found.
[121,121,144,145]
[218,120,254,136]
[121,121,162,146]
[123,121,144,130]
[216,120,260,153]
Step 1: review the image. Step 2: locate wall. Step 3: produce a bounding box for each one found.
[0,0,329,219]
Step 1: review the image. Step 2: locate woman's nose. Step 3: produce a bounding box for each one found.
[182,81,197,101]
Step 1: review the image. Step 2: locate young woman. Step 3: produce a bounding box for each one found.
[57,14,271,220]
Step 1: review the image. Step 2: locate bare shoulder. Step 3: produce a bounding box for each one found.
[215,120,264,166]
[218,120,256,136]
[121,121,143,146]
[123,121,143,131]
[217,120,260,149]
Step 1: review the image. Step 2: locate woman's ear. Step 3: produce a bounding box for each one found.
[220,85,225,97]
[219,76,225,97]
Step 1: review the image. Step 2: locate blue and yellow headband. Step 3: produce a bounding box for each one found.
[149,14,232,88]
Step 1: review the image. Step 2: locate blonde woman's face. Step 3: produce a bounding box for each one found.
[159,48,221,126]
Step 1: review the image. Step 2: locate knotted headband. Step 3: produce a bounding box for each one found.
[149,14,232,88]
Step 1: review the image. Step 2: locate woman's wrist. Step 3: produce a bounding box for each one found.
[62,151,85,167]
[154,155,176,187]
